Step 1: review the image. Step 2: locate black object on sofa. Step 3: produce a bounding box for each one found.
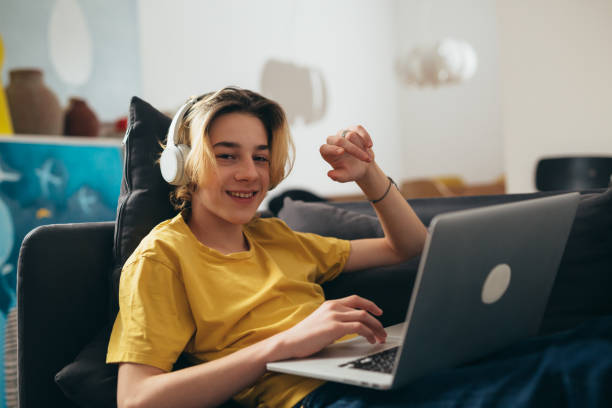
[16,95,612,408]
[536,156,612,191]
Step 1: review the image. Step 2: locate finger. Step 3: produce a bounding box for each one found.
[338,309,385,331]
[349,128,374,162]
[352,125,373,148]
[341,322,379,344]
[336,136,371,162]
[347,126,374,161]
[337,310,387,341]
[337,126,373,149]
[345,133,374,162]
[336,129,350,139]
[319,143,344,159]
[328,131,349,145]
[327,169,350,183]
[330,131,366,149]
[345,131,366,149]
[336,295,383,316]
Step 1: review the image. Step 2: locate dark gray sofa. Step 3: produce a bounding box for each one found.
[17,188,612,408]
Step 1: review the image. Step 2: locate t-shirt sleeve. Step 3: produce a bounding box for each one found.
[107,256,195,372]
[290,229,351,285]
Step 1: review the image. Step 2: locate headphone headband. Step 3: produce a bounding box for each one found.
[166,96,200,148]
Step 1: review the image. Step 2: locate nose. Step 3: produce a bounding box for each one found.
[235,158,258,182]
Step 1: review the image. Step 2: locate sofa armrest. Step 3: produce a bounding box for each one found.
[17,221,115,408]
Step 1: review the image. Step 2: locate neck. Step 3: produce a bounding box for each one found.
[187,205,249,254]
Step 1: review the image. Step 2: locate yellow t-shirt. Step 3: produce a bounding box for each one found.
[107,212,351,408]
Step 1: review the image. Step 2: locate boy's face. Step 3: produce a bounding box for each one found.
[192,112,270,226]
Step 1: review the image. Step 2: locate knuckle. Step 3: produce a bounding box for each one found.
[349,322,362,332]
[331,321,344,332]
[329,311,341,321]
[325,300,338,310]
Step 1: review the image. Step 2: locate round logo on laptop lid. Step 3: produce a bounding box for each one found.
[482,264,511,304]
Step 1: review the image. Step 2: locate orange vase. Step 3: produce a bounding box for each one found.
[5,69,63,135]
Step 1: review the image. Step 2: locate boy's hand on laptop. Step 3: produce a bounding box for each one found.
[270,295,387,360]
[320,125,375,183]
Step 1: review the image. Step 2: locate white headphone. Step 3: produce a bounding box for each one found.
[160,97,200,185]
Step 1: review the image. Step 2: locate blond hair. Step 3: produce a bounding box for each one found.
[169,87,294,210]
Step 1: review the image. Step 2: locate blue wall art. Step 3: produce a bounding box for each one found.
[0,136,122,407]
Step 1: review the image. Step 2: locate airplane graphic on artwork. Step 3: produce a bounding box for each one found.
[77,187,97,214]
[35,158,64,197]
[0,155,21,183]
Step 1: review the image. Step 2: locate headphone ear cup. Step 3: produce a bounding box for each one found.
[160,144,191,185]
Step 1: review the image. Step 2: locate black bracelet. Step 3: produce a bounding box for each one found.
[370,176,398,204]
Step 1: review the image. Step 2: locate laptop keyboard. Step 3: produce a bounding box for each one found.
[339,346,399,374]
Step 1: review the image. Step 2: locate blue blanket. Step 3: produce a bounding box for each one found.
[300,315,612,407]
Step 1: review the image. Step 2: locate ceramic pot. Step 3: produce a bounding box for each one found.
[64,97,99,137]
[5,69,63,135]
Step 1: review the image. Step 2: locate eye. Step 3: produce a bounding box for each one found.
[254,155,270,164]
[216,153,235,160]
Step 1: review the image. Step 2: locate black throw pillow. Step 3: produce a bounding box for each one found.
[110,96,177,319]
[55,326,117,408]
[55,96,178,408]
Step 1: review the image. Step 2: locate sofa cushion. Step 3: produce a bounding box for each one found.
[268,189,328,216]
[278,197,383,239]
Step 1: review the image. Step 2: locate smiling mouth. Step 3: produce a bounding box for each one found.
[228,191,257,199]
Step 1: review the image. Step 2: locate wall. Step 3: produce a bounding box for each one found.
[0,0,141,122]
[138,0,503,201]
[497,0,612,193]
[395,0,504,184]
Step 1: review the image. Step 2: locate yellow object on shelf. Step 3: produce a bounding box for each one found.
[0,35,14,135]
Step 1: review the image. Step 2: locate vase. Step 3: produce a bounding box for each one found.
[64,97,99,137]
[4,69,63,135]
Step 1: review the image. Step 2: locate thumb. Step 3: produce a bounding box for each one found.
[328,169,349,182]
[320,144,344,163]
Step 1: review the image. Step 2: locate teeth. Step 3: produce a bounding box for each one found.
[229,191,255,198]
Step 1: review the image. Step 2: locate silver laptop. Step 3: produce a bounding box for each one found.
[267,192,580,390]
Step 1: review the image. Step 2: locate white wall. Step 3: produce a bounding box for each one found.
[396,0,503,183]
[138,0,503,201]
[497,0,612,193]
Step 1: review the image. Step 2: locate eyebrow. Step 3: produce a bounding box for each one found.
[213,141,269,150]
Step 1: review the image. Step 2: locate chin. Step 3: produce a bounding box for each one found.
[224,209,259,225]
